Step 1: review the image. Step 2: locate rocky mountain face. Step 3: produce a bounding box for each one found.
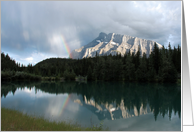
[71,32,163,59]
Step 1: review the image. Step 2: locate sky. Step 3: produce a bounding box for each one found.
[1,1,181,66]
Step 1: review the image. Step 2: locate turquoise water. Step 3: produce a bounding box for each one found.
[1,81,181,131]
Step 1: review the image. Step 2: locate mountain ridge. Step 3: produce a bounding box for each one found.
[71,32,163,59]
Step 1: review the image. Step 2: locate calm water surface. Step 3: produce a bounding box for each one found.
[1,81,181,131]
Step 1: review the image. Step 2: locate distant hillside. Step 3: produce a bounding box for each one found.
[34,58,76,67]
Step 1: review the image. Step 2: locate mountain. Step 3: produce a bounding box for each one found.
[71,32,163,59]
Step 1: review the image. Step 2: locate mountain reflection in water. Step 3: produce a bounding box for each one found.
[1,81,181,120]
[1,81,181,130]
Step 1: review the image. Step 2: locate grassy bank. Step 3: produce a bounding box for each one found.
[1,108,107,131]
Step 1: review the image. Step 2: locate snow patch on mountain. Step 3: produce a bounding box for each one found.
[96,40,101,43]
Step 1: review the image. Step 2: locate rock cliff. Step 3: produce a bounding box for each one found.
[71,32,163,59]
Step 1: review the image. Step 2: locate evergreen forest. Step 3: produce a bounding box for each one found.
[1,43,181,83]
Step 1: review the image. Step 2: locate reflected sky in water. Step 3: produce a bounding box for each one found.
[1,81,181,131]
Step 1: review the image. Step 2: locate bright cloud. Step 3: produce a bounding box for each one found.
[25,57,33,61]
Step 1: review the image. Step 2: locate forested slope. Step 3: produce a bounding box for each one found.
[1,43,181,83]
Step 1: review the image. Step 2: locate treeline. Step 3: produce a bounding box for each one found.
[1,53,41,81]
[1,42,181,83]
[76,42,181,83]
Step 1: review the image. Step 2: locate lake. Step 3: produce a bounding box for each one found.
[1,81,181,131]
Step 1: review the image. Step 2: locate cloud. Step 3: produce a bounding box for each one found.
[23,87,33,93]
[29,51,58,65]
[25,57,33,61]
[1,1,181,64]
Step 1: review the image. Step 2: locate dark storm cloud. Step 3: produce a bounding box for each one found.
[1,1,181,65]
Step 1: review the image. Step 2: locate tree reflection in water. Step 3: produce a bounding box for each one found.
[1,81,181,121]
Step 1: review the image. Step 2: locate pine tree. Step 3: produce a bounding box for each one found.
[134,45,141,70]
[105,56,113,81]
[160,54,177,83]
[69,69,76,80]
[136,53,147,82]
[126,53,135,81]
[177,45,181,73]
[98,57,106,80]
[152,42,160,74]
[92,68,97,81]
[87,66,93,80]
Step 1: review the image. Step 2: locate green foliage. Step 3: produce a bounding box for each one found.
[134,45,141,70]
[136,53,148,82]
[1,52,17,71]
[87,66,93,80]
[152,42,161,74]
[1,71,15,80]
[125,53,135,81]
[1,71,41,81]
[160,58,178,83]
[64,69,76,80]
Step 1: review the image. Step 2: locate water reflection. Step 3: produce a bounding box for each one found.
[1,81,181,121]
